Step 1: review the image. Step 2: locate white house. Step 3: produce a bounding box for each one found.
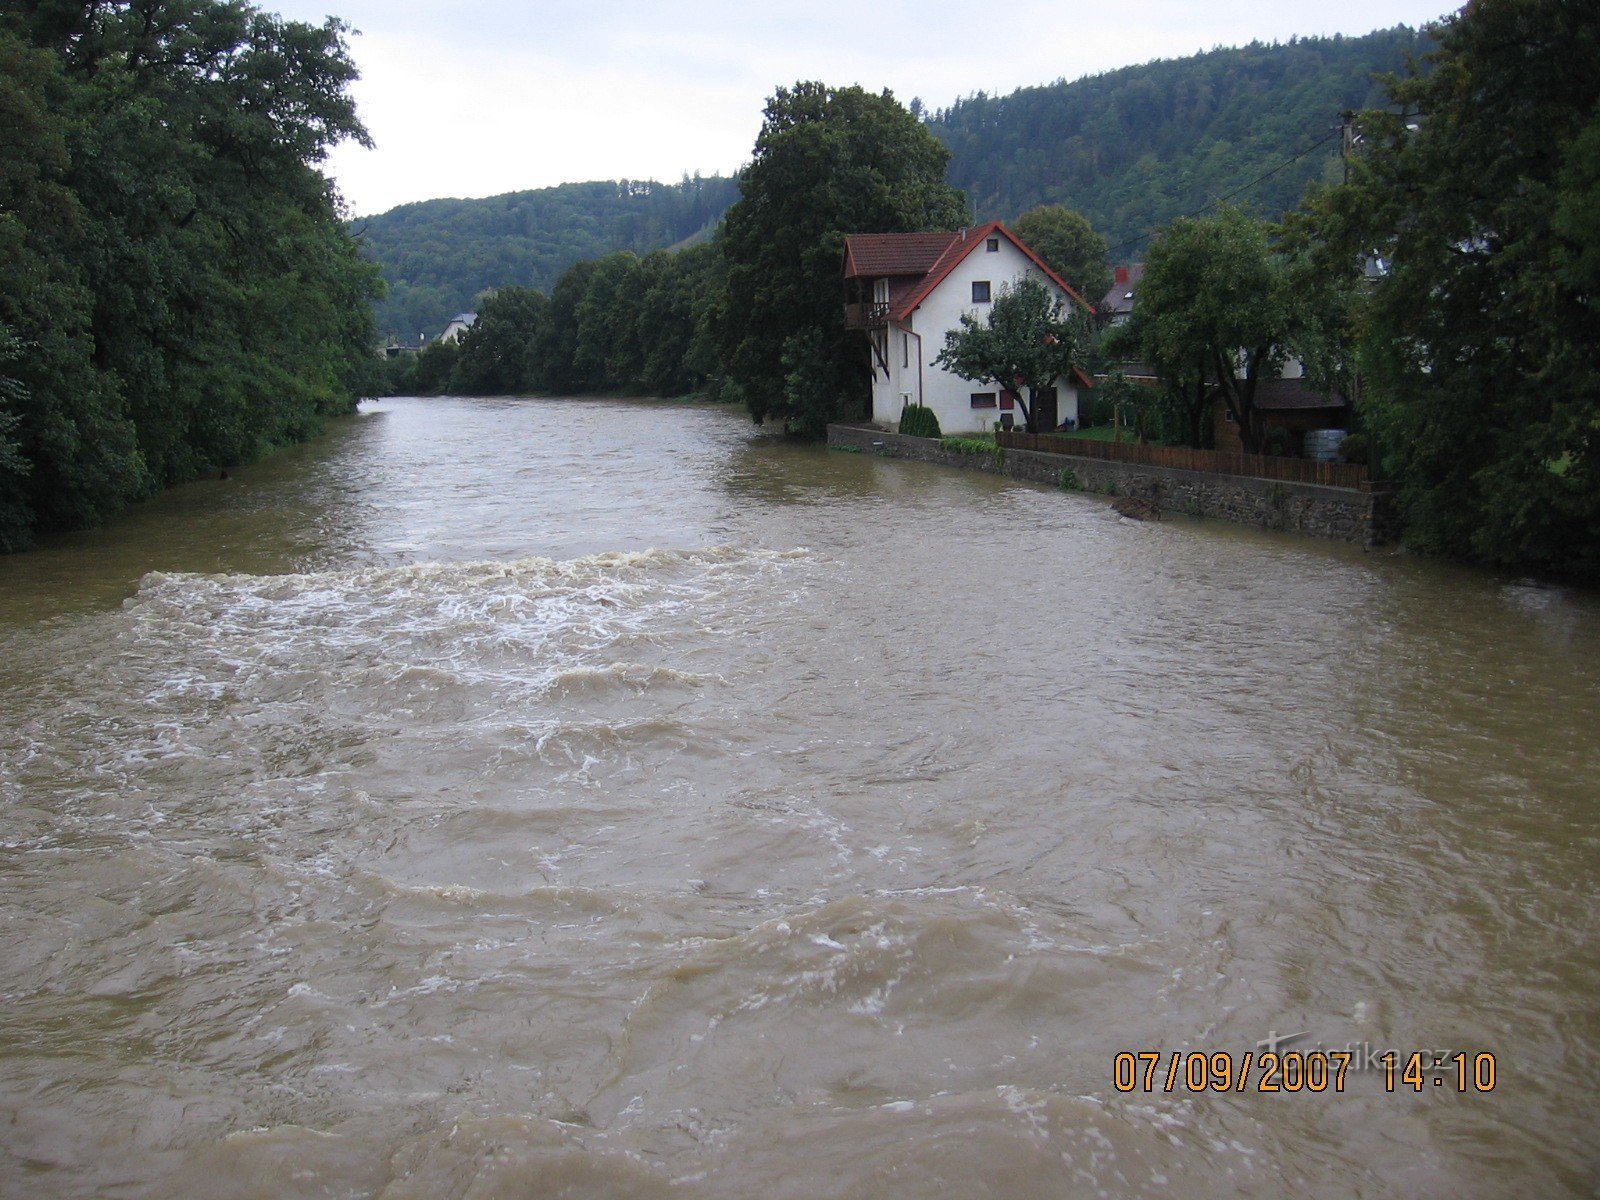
[440,311,477,343]
[843,221,1094,435]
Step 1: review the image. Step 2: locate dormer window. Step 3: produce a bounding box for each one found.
[986,237,999,252]
[972,281,991,303]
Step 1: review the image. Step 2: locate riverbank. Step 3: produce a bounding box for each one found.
[827,422,1400,547]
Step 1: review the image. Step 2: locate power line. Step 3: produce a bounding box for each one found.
[1105,127,1343,261]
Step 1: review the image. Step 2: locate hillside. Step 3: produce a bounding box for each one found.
[927,27,1426,253]
[358,26,1426,338]
[357,174,739,342]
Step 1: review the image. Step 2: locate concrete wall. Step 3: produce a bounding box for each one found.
[827,423,1399,548]
[869,235,1080,436]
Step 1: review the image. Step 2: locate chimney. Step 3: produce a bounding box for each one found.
[1114,265,1129,284]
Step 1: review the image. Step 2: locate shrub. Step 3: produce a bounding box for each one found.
[898,404,942,438]
[1338,432,1371,465]
[939,436,991,455]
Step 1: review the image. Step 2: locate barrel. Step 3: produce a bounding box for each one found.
[1304,429,1347,461]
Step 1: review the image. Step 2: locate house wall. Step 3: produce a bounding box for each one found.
[869,237,1082,435]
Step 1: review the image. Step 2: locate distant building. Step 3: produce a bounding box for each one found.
[1098,263,1145,326]
[440,312,477,343]
[842,221,1095,435]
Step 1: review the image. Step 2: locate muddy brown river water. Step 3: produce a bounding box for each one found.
[0,396,1597,1198]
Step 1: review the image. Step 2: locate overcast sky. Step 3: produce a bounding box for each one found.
[266,0,1456,217]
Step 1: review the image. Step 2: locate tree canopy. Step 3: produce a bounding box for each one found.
[928,28,1425,250]
[0,0,379,551]
[719,82,968,435]
[1011,206,1113,306]
[1114,207,1299,451]
[1296,0,1600,578]
[359,175,739,346]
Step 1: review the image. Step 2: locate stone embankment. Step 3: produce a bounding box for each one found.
[826,424,1399,548]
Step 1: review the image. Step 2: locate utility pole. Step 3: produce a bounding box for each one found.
[1339,110,1358,185]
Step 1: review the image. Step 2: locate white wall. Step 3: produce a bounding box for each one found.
[869,236,1082,435]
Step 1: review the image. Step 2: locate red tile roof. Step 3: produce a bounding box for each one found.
[843,222,1093,323]
[843,232,961,279]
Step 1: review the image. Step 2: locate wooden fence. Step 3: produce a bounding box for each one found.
[994,430,1371,489]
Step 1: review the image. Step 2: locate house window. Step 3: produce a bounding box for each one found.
[986,237,999,252]
[970,392,998,408]
[972,281,991,303]
[901,333,908,368]
[999,389,1015,411]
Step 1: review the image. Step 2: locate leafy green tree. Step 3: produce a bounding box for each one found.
[720,81,968,435]
[452,286,547,394]
[411,339,460,395]
[933,276,1093,433]
[1011,205,1113,306]
[532,259,599,393]
[574,252,645,390]
[1297,0,1600,577]
[1118,207,1293,451]
[0,1,378,549]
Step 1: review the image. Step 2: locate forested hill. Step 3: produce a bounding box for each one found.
[927,27,1426,252]
[358,175,739,343]
[358,26,1424,339]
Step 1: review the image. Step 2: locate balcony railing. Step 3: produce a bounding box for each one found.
[844,300,890,329]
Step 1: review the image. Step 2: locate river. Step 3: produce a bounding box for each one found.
[1,396,1596,1198]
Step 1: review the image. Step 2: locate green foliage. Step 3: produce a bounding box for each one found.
[721,82,968,436]
[897,404,942,438]
[359,174,739,344]
[939,436,993,455]
[1296,0,1600,578]
[933,276,1094,433]
[0,1,378,550]
[450,286,547,395]
[928,29,1425,250]
[394,241,731,399]
[1057,468,1081,491]
[1337,432,1371,466]
[1117,207,1295,450]
[411,339,460,395]
[1011,206,1113,304]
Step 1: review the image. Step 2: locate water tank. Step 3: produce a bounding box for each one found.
[1304,429,1347,461]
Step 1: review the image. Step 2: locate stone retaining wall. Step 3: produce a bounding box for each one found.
[826,424,1399,547]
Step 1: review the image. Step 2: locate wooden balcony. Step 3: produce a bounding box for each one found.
[844,300,890,330]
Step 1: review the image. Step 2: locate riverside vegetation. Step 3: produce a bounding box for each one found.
[3,1,1595,580]
[0,0,380,552]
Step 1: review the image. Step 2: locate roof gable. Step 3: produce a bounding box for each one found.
[887,221,1092,321]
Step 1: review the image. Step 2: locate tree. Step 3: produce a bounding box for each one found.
[1295,0,1600,578]
[1118,207,1293,451]
[933,276,1093,433]
[0,1,378,549]
[1011,205,1113,305]
[720,82,968,436]
[452,286,547,395]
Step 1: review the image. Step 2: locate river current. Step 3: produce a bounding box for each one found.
[1,397,1596,1198]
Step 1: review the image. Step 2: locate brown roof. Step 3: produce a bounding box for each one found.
[1254,377,1347,410]
[843,232,961,279]
[858,221,1093,321]
[1098,264,1145,316]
